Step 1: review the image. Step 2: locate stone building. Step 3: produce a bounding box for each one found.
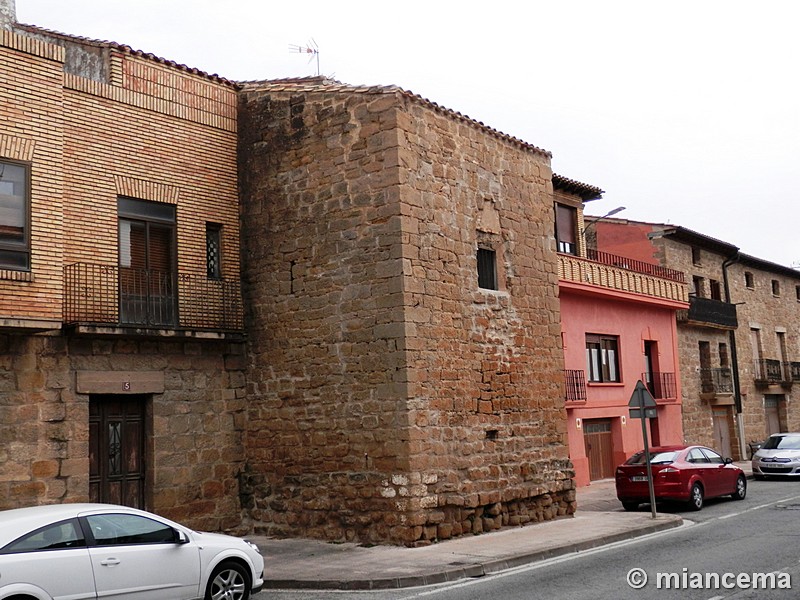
[238,79,575,545]
[594,219,800,460]
[0,2,247,532]
[554,180,688,486]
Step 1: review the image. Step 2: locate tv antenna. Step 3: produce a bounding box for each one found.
[289,39,320,76]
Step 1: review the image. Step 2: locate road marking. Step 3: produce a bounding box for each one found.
[398,493,800,599]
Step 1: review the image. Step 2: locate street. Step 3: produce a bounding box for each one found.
[256,479,800,600]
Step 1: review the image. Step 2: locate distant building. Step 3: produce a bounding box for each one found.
[554,181,688,486]
[593,219,800,459]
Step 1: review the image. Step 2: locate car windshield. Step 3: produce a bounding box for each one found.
[626,450,679,465]
[762,435,800,450]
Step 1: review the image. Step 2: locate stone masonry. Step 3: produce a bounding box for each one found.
[239,79,574,545]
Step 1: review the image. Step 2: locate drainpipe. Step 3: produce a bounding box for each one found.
[722,251,747,460]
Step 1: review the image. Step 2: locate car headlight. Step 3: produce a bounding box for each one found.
[244,540,261,554]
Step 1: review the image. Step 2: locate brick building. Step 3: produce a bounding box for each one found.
[594,219,800,460]
[0,3,248,532]
[238,79,575,545]
[554,181,688,486]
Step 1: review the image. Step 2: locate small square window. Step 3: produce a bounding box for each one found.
[772,279,780,296]
[477,247,497,290]
[796,285,800,302]
[745,272,754,288]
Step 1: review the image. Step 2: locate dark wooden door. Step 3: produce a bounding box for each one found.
[89,395,146,509]
[584,420,615,480]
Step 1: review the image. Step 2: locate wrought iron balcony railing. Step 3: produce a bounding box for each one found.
[642,371,677,401]
[792,362,800,382]
[753,359,788,385]
[64,263,244,332]
[564,369,587,402]
[700,367,733,394]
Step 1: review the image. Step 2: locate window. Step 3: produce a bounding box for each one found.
[0,159,30,270]
[796,285,800,301]
[206,223,222,279]
[692,276,705,298]
[555,203,578,255]
[745,272,754,288]
[477,247,497,290]
[585,334,620,382]
[691,247,702,266]
[85,513,180,546]
[1,519,85,553]
[719,342,729,367]
[709,279,722,301]
[772,279,781,296]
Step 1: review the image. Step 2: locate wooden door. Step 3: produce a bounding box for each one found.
[712,408,732,458]
[89,395,146,509]
[765,396,782,436]
[583,420,615,480]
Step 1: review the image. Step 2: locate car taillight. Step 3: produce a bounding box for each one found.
[659,467,680,480]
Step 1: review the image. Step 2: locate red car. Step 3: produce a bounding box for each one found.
[615,444,747,511]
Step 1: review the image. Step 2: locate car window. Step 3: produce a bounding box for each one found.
[700,448,725,464]
[0,519,85,554]
[686,448,710,463]
[627,451,678,465]
[85,513,180,546]
[762,435,800,450]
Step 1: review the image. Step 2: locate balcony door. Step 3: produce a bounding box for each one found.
[118,198,176,326]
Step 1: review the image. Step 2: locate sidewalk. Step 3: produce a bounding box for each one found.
[253,462,752,590]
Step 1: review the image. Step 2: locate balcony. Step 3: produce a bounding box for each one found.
[642,371,677,402]
[753,359,791,387]
[792,362,800,382]
[558,251,688,303]
[677,296,738,329]
[64,263,244,338]
[564,369,587,404]
[700,367,734,394]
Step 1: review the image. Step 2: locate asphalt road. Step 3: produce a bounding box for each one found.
[257,479,800,600]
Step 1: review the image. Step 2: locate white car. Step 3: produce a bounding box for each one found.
[752,432,800,479]
[0,503,264,600]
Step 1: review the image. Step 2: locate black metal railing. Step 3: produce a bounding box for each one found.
[753,359,785,384]
[64,263,244,331]
[643,371,677,400]
[585,249,685,283]
[679,296,738,329]
[792,362,800,382]
[700,367,733,394]
[564,369,587,402]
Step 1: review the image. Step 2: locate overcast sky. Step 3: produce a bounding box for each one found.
[15,0,800,268]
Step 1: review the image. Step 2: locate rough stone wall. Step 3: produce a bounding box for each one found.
[239,82,573,545]
[727,261,800,439]
[0,333,247,533]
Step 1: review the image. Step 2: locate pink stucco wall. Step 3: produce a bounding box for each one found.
[560,284,684,487]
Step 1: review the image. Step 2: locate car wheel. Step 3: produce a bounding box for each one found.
[621,501,639,511]
[731,475,747,500]
[205,560,251,600]
[688,482,704,511]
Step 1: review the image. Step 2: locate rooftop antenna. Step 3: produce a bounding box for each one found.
[289,39,320,76]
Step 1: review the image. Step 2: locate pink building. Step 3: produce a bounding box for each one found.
[553,176,689,486]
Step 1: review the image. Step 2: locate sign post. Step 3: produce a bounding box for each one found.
[628,380,658,519]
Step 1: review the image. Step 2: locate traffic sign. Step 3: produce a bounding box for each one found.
[628,380,656,409]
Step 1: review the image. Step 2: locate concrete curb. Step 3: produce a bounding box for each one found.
[262,515,683,591]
